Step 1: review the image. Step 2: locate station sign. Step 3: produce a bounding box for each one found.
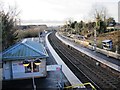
[47,65,62,71]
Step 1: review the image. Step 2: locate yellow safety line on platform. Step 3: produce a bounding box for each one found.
[64,82,96,90]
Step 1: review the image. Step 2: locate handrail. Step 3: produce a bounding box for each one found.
[64,82,96,90]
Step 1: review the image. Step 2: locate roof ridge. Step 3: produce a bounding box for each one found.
[22,42,46,56]
[2,43,21,55]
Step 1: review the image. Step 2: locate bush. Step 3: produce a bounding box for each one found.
[16,29,42,40]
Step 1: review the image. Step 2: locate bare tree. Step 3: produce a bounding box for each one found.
[89,4,109,34]
[0,2,20,51]
[90,4,109,21]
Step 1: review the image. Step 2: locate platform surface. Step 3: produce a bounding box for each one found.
[2,37,69,89]
[46,33,85,88]
[56,32,120,72]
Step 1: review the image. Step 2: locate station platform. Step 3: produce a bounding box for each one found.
[2,37,69,89]
[2,35,86,89]
[46,33,85,88]
[56,32,120,72]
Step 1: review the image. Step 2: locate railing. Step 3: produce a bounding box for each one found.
[64,82,96,90]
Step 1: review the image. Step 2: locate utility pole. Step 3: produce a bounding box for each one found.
[31,61,36,90]
[118,1,120,54]
[0,16,2,52]
[93,18,98,52]
[118,29,120,54]
[38,32,40,43]
[94,28,97,51]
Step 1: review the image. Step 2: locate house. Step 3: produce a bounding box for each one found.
[1,39,48,80]
[106,23,120,32]
[102,40,112,50]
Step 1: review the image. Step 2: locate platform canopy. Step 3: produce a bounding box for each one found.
[1,39,48,61]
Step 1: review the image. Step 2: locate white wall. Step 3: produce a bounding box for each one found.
[3,62,11,80]
[12,60,46,79]
[3,60,46,80]
[46,33,85,88]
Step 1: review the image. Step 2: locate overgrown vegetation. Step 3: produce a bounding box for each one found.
[16,29,43,41]
[0,4,19,51]
[62,17,116,36]
[60,5,119,53]
[87,31,120,52]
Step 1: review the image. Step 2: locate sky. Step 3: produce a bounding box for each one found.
[1,0,120,26]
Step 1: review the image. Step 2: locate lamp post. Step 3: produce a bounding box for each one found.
[94,28,97,52]
[38,32,40,43]
[94,18,99,52]
[23,59,41,90]
[31,61,36,90]
[0,16,2,52]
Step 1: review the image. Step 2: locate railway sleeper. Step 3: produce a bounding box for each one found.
[48,33,119,89]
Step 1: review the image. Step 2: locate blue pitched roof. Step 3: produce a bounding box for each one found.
[1,39,48,61]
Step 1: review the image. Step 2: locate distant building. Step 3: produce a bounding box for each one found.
[102,40,112,50]
[106,23,120,32]
[17,25,47,30]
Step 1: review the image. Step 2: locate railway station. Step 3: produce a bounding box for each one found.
[2,32,95,90]
[1,31,120,89]
[1,0,120,89]
[56,32,120,72]
[2,39,48,80]
[48,31,120,89]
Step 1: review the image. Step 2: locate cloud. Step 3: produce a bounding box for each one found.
[3,0,119,23]
[21,19,63,23]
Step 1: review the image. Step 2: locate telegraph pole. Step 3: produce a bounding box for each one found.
[94,28,97,51]
[0,16,2,52]
[93,19,98,52]
[118,29,120,54]
[118,1,120,54]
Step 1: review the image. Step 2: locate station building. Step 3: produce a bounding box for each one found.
[1,39,48,80]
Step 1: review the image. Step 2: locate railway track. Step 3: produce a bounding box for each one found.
[48,32,120,90]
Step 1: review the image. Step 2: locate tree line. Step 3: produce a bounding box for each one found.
[62,5,116,37]
[0,5,19,51]
[62,17,116,37]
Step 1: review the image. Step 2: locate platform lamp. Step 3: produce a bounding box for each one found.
[23,61,30,67]
[34,59,41,65]
[23,59,41,90]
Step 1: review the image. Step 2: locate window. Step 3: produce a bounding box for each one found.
[25,62,39,73]
[25,63,31,73]
[33,63,39,72]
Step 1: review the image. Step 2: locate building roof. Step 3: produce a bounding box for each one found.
[102,40,112,43]
[1,39,48,61]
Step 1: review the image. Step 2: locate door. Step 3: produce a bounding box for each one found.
[3,62,11,80]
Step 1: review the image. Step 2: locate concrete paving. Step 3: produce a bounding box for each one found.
[46,33,85,88]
